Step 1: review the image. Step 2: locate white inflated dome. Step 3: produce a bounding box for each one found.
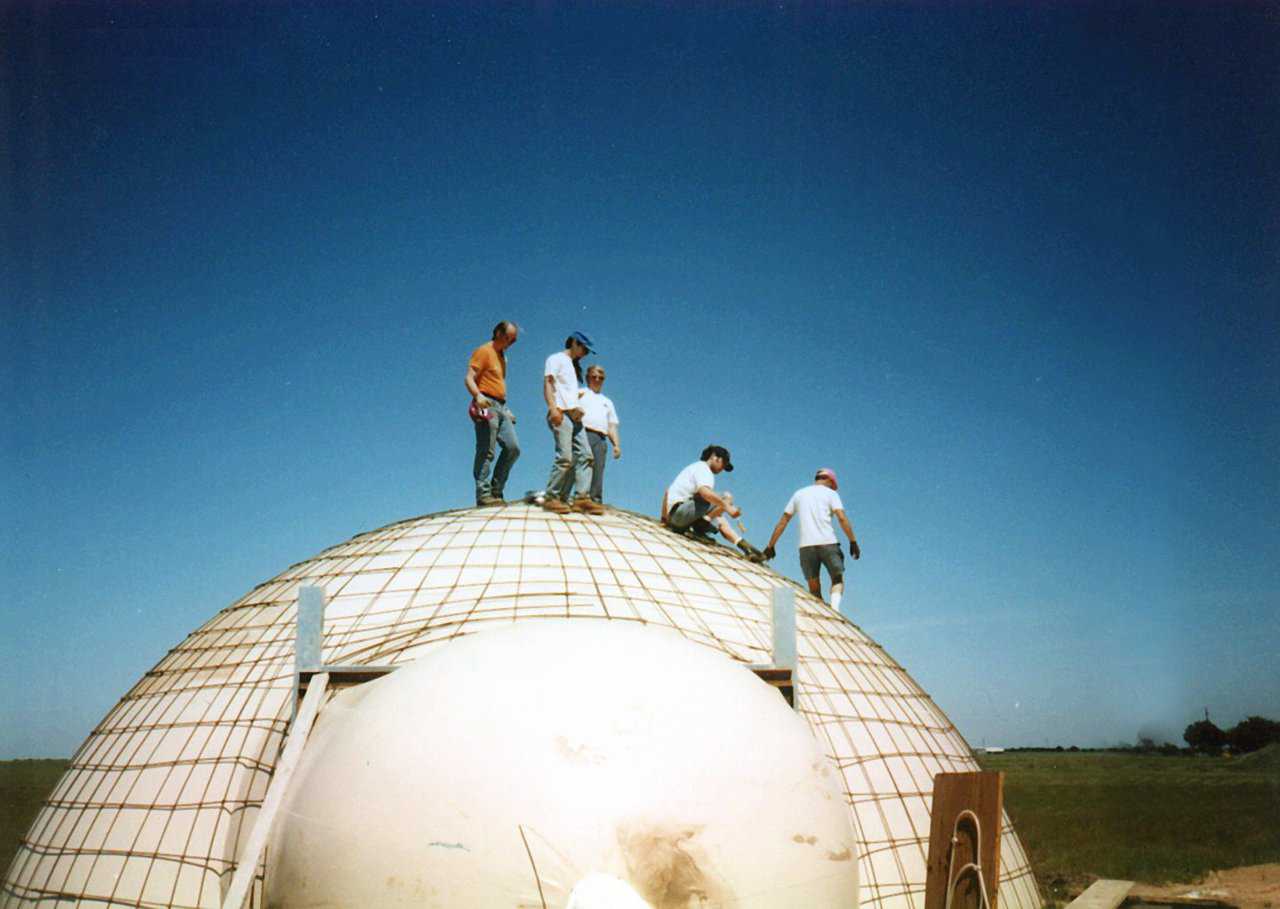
[267,620,859,907]
[2,503,1040,909]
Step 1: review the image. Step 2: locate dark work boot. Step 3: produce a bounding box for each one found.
[689,518,717,541]
[737,539,766,563]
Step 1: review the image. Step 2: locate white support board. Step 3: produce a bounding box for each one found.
[220,671,331,909]
[771,586,796,670]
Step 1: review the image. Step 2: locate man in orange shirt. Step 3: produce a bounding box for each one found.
[465,321,521,505]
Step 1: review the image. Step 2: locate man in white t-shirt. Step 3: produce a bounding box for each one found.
[542,331,603,515]
[661,445,765,562]
[763,468,861,609]
[580,364,621,503]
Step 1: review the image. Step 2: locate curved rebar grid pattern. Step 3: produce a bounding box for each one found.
[3,503,1041,909]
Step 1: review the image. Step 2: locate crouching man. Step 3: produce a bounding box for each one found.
[661,445,765,562]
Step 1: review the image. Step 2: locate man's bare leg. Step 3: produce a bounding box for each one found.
[715,516,742,544]
[712,492,740,543]
[707,493,764,561]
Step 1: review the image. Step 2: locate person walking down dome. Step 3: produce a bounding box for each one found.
[661,445,766,562]
[580,364,621,504]
[763,468,861,610]
[465,320,521,506]
[542,331,604,515]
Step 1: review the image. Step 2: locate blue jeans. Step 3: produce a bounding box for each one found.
[546,413,591,503]
[587,430,610,502]
[473,401,519,503]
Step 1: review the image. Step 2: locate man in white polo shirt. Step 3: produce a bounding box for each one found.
[580,363,621,503]
[661,445,766,562]
[763,468,861,609]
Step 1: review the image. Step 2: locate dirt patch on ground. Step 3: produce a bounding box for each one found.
[1128,863,1280,909]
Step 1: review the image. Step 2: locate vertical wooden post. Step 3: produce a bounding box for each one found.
[924,771,1004,909]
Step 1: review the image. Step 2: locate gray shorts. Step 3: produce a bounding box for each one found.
[799,544,844,581]
[668,498,711,530]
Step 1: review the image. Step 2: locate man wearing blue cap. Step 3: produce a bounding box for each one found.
[542,331,604,515]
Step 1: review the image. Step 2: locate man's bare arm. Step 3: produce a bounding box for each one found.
[696,485,738,517]
[835,509,860,559]
[465,365,486,401]
[544,375,562,426]
[765,512,792,552]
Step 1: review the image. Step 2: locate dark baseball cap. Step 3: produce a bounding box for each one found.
[570,330,595,353]
[701,444,734,471]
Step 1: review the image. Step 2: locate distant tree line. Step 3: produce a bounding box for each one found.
[975,714,1280,755]
[985,714,1280,756]
[1183,715,1280,756]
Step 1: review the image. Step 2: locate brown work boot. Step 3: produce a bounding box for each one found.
[571,496,605,515]
[542,498,571,514]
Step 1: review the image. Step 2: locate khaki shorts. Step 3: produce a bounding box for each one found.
[668,498,711,530]
[799,543,844,581]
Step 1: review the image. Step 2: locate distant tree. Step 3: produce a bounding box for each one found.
[1136,736,1157,753]
[1184,719,1227,755]
[1158,742,1182,757]
[1226,716,1280,754]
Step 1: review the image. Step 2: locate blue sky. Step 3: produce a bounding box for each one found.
[3,2,1277,758]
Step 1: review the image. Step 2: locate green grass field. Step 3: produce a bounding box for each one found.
[3,749,1278,900]
[1,760,68,878]
[980,746,1280,903]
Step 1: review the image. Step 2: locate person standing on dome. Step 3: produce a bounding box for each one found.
[661,445,766,562]
[580,364,621,504]
[465,320,521,506]
[542,331,604,515]
[763,468,860,610]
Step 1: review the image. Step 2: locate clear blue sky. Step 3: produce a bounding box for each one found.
[3,2,1277,758]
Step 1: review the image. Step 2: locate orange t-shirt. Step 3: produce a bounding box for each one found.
[469,341,507,399]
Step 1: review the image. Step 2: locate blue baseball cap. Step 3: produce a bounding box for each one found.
[570,330,595,353]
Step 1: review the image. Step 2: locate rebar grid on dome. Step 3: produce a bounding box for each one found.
[3,503,1040,909]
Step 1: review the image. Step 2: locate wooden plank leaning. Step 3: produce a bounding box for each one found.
[220,671,330,909]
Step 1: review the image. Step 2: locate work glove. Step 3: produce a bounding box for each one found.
[850,540,861,560]
[763,545,776,560]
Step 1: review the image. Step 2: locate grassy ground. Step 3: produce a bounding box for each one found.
[3,750,1278,900]
[1,760,68,877]
[980,746,1280,904]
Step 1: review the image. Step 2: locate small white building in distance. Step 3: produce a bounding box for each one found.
[2,503,1041,909]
